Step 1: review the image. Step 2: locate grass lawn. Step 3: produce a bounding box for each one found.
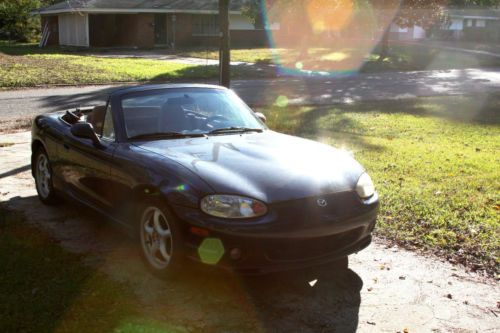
[181,43,500,73]
[3,40,500,88]
[0,42,271,88]
[260,94,499,275]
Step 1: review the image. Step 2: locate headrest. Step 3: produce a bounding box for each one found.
[89,105,107,134]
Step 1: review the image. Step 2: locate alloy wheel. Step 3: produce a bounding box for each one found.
[35,153,51,199]
[140,206,174,270]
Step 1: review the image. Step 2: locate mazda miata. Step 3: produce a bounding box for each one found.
[31,84,378,276]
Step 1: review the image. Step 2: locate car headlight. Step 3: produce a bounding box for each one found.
[356,172,375,199]
[200,195,268,219]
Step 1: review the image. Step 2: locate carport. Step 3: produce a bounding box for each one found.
[88,14,156,48]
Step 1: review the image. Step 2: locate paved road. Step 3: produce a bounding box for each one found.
[1,67,500,120]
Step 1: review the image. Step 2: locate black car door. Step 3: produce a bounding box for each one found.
[59,104,117,213]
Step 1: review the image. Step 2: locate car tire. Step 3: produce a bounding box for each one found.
[331,256,349,270]
[34,147,60,205]
[137,200,185,278]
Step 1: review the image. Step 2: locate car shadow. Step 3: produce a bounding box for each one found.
[239,266,363,332]
[1,194,362,332]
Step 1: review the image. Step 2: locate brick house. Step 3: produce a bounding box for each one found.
[34,0,269,48]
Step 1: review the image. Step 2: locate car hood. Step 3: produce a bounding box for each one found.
[133,131,364,203]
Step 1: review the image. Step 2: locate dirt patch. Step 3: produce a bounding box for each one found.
[1,132,499,332]
[0,116,32,134]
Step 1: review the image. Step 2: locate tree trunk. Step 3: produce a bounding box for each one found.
[378,28,390,62]
[219,0,230,88]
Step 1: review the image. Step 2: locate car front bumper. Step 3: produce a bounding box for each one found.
[174,192,379,274]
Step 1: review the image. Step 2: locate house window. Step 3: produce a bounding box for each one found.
[192,15,219,36]
[476,19,486,28]
[466,19,473,27]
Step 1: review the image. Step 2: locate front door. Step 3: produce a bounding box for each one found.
[58,105,117,213]
[154,14,167,45]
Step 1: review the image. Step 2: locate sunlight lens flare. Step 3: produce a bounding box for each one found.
[198,238,225,265]
[261,0,402,76]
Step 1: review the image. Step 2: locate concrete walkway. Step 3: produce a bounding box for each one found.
[423,42,500,59]
[84,50,249,66]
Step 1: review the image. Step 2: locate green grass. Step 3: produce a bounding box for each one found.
[180,43,500,73]
[260,94,500,275]
[0,42,271,88]
[3,40,499,87]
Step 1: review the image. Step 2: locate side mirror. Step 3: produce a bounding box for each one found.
[71,122,103,147]
[255,112,267,123]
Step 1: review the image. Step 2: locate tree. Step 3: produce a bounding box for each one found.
[242,0,499,63]
[241,0,265,28]
[0,0,59,42]
[377,0,500,60]
[219,0,230,87]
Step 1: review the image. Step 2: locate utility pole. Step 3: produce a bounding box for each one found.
[219,0,230,88]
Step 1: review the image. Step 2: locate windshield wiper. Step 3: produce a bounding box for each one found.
[129,132,204,140]
[209,127,263,134]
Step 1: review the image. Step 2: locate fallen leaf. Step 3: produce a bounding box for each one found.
[399,276,406,280]
[367,321,376,325]
[446,294,453,299]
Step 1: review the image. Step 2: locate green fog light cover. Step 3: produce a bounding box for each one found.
[197,238,225,265]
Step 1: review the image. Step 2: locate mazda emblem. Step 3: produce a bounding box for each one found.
[317,199,327,207]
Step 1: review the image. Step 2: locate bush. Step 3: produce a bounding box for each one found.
[0,0,57,42]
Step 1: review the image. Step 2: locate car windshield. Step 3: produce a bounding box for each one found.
[121,88,266,139]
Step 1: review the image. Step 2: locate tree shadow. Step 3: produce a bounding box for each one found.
[36,85,127,114]
[1,194,363,332]
[151,63,276,81]
[337,92,500,125]
[0,164,30,179]
[32,63,275,115]
[0,205,139,333]
[264,105,386,152]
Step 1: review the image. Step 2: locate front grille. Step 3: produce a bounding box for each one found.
[263,227,364,262]
[270,191,363,225]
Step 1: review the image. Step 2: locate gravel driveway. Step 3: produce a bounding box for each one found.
[0,131,498,332]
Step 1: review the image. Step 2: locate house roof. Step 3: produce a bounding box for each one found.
[447,7,500,20]
[35,0,248,15]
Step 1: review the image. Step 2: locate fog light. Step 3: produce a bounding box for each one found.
[229,248,242,260]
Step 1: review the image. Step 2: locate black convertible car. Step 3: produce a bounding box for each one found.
[31,84,378,275]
